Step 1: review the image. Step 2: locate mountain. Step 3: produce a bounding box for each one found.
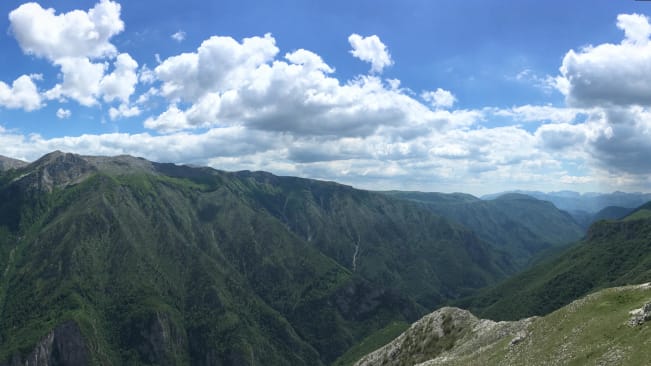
[591,205,635,222]
[458,201,651,321]
[0,155,27,171]
[383,191,584,268]
[0,152,512,365]
[483,190,651,215]
[354,283,651,366]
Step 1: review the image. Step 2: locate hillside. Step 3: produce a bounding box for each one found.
[0,152,512,365]
[385,191,584,268]
[355,283,651,366]
[458,202,651,321]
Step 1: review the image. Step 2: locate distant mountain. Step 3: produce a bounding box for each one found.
[482,190,651,213]
[384,191,584,268]
[458,201,651,321]
[483,190,651,230]
[0,155,27,171]
[591,205,635,222]
[355,283,651,366]
[0,152,512,365]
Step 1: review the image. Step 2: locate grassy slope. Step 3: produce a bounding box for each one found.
[458,203,651,321]
[0,155,513,365]
[331,321,409,366]
[445,284,651,365]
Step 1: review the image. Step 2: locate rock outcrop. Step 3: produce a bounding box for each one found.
[354,307,533,366]
[628,301,651,326]
[355,283,651,366]
[1,321,89,366]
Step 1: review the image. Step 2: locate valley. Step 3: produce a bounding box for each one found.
[0,152,649,365]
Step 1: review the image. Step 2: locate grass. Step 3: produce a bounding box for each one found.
[362,284,651,366]
[446,284,651,365]
[331,321,409,366]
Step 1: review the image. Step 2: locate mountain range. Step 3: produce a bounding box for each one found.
[456,201,651,321]
[1,151,649,365]
[0,152,514,365]
[483,190,651,229]
[383,191,583,268]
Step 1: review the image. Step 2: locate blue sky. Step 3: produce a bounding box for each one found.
[1,0,651,195]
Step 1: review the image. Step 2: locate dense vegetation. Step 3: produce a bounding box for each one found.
[459,203,651,321]
[384,191,584,268]
[0,152,512,365]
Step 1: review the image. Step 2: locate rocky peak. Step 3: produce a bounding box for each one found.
[354,307,533,366]
[8,151,157,192]
[17,151,96,192]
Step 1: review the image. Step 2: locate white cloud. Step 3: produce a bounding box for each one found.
[138,65,156,84]
[5,13,651,195]
[171,31,186,42]
[348,34,393,74]
[0,75,42,111]
[9,0,123,61]
[100,53,139,103]
[550,13,651,177]
[557,13,651,107]
[421,88,456,109]
[45,57,106,106]
[56,108,72,119]
[156,34,279,101]
[495,105,585,124]
[617,13,651,45]
[150,34,455,136]
[9,1,136,109]
[109,103,141,120]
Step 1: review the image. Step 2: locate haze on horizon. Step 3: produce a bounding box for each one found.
[1,0,651,196]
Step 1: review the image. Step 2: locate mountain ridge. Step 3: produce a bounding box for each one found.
[0,151,512,365]
[458,201,651,321]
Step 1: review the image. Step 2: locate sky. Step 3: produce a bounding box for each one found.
[1,0,651,195]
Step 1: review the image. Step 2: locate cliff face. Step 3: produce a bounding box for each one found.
[356,283,651,366]
[0,321,89,366]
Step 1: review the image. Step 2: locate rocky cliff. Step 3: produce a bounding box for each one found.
[0,321,89,366]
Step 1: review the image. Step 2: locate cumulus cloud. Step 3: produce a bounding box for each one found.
[56,108,71,119]
[9,1,136,108]
[45,57,106,106]
[149,33,461,137]
[348,34,393,74]
[9,0,124,60]
[0,75,42,111]
[7,9,651,194]
[99,53,139,103]
[557,13,651,107]
[585,107,651,174]
[421,88,456,109]
[109,103,141,120]
[549,13,651,178]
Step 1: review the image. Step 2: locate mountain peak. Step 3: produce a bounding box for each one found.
[11,151,157,192]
